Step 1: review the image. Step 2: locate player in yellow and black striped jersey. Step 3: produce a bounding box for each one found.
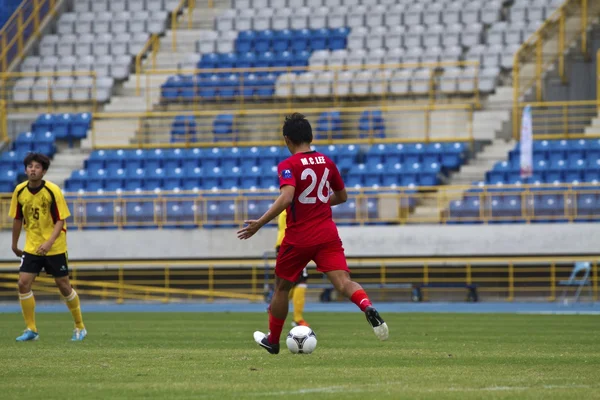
[276,209,309,327]
[9,153,87,342]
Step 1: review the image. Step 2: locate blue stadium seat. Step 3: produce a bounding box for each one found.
[161,76,182,100]
[315,111,342,140]
[337,144,359,171]
[273,50,292,67]
[221,147,241,169]
[238,52,257,69]
[382,163,403,187]
[145,149,165,171]
[404,143,426,165]
[87,150,110,170]
[332,199,357,224]
[291,29,310,52]
[145,168,166,190]
[421,162,441,186]
[171,115,197,142]
[292,50,310,67]
[53,114,71,139]
[255,30,274,53]
[359,110,385,138]
[311,28,329,51]
[273,30,292,52]
[347,164,366,187]
[364,164,384,187]
[162,148,183,170]
[329,27,350,50]
[86,201,115,226]
[33,131,56,156]
[71,113,91,140]
[424,143,443,164]
[181,148,202,170]
[32,114,54,135]
[213,114,234,140]
[240,146,260,169]
[442,142,467,170]
[203,166,223,189]
[236,31,256,53]
[124,201,157,229]
[222,166,242,188]
[13,132,34,153]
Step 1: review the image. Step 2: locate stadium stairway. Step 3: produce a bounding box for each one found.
[85,0,229,148]
[42,146,89,185]
[406,139,515,222]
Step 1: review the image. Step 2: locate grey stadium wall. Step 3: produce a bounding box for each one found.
[1,224,599,260]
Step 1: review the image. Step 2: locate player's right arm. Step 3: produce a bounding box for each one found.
[8,187,23,258]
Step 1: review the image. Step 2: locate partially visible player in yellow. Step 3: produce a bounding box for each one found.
[276,209,309,327]
[9,153,87,342]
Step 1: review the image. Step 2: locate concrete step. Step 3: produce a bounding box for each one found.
[43,152,89,186]
[103,96,147,113]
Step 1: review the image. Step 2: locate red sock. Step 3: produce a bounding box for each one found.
[268,312,285,344]
[350,289,372,312]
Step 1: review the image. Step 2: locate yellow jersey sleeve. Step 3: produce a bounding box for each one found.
[275,209,287,248]
[46,181,71,220]
[8,182,27,219]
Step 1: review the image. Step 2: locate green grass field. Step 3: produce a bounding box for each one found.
[0,312,599,400]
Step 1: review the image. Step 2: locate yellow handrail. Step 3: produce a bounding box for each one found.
[170,0,197,51]
[0,0,57,72]
[0,99,7,143]
[597,49,600,112]
[0,258,597,303]
[512,0,591,139]
[135,34,160,96]
[87,102,475,148]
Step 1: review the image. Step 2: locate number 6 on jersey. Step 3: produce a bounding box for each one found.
[299,167,330,204]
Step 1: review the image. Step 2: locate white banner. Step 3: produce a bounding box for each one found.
[520,105,533,179]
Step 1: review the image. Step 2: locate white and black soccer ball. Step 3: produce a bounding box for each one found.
[286,326,317,354]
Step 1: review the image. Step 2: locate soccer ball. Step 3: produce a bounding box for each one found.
[286,325,317,354]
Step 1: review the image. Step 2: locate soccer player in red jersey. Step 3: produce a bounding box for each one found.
[237,113,389,354]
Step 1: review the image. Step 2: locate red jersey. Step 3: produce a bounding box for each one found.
[277,151,345,246]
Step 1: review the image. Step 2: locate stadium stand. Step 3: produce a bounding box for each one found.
[447,139,600,224]
[12,0,180,103]
[62,141,469,194]
[0,113,91,192]
[0,0,21,28]
[160,0,566,101]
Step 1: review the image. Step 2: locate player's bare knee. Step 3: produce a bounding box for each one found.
[55,279,72,296]
[17,279,31,293]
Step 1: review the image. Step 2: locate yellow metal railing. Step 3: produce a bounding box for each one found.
[524,100,600,139]
[89,104,475,148]
[135,34,161,96]
[147,61,481,111]
[3,184,600,229]
[0,99,7,143]
[0,71,99,112]
[170,0,197,51]
[0,257,597,303]
[512,0,597,139]
[0,0,58,72]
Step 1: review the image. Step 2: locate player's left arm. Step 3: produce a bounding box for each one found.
[237,185,295,240]
[328,163,347,206]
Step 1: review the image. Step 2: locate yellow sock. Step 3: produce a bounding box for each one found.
[293,284,307,322]
[19,291,37,332]
[288,287,295,301]
[65,290,85,330]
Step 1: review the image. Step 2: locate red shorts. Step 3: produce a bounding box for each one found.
[275,239,349,282]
